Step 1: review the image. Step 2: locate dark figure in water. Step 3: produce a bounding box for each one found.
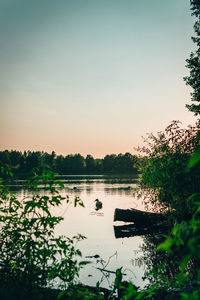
[95,199,103,211]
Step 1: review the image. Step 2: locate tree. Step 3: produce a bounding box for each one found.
[138,121,200,219]
[25,151,42,173]
[85,154,96,173]
[0,150,11,166]
[103,154,117,173]
[184,0,200,116]
[42,151,56,169]
[55,154,65,174]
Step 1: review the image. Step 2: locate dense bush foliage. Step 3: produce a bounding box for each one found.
[137,121,200,220]
[139,149,200,300]
[0,167,87,299]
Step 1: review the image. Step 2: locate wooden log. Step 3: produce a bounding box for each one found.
[114,208,166,225]
[114,222,168,239]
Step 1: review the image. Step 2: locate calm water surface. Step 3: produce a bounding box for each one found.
[13,175,149,289]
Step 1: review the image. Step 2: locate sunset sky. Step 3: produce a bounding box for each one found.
[0,0,197,158]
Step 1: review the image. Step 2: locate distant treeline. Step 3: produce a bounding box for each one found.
[0,150,140,177]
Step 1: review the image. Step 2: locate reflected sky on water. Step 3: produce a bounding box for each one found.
[11,175,149,289]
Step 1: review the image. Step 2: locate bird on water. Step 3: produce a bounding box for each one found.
[95,199,103,211]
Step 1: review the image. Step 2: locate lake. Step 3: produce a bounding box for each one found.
[12,175,149,290]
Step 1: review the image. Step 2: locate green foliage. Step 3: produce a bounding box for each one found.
[111,268,147,300]
[57,284,105,300]
[0,168,86,298]
[184,0,200,116]
[126,2,200,298]
[188,149,200,168]
[74,196,84,207]
[85,154,96,173]
[154,203,200,298]
[137,121,200,219]
[0,150,139,177]
[138,146,200,299]
[103,153,138,174]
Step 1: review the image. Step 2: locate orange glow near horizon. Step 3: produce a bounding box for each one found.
[0,0,197,157]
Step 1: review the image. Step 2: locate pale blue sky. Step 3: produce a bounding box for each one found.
[0,0,197,157]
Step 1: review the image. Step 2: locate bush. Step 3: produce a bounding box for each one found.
[0,167,86,299]
[137,121,200,220]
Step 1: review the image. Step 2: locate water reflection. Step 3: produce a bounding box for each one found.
[139,233,179,284]
[6,175,151,289]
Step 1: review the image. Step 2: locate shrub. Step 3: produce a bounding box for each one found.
[137,121,200,220]
[0,167,86,299]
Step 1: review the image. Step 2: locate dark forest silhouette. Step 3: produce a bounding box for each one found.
[0,150,139,177]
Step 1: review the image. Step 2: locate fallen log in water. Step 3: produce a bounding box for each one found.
[114,208,167,225]
[113,208,169,238]
[114,222,169,238]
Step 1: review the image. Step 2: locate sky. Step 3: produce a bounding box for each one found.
[0,0,197,158]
